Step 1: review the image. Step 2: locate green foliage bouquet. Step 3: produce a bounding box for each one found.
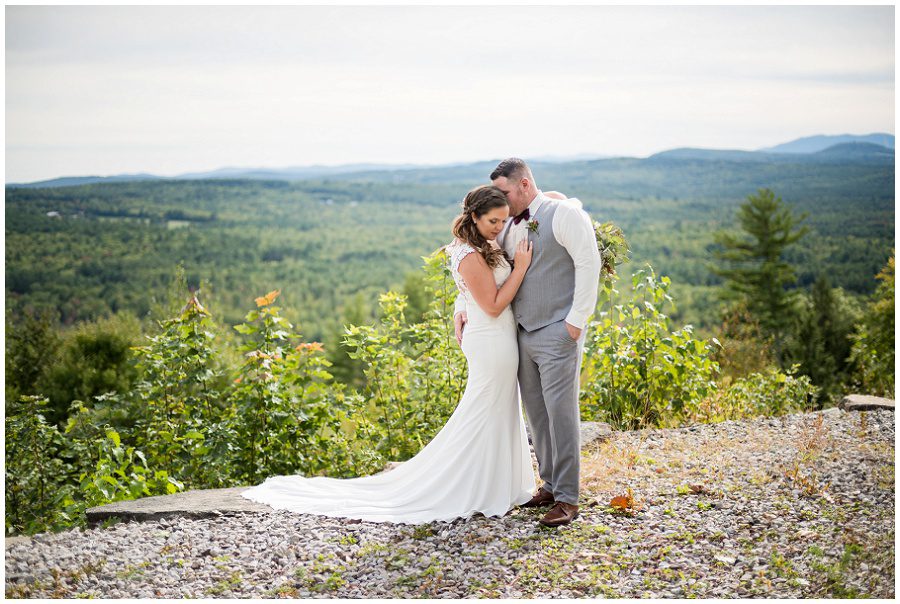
[594,220,630,280]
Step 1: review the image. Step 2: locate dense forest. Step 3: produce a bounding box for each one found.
[6,150,894,334]
[5,149,895,535]
[6,180,459,336]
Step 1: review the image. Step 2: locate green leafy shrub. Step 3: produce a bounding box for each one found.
[343,292,414,461]
[343,251,466,462]
[688,365,818,422]
[399,252,468,447]
[229,288,348,482]
[130,294,229,488]
[711,302,776,386]
[75,428,181,508]
[5,396,73,534]
[581,266,720,430]
[6,311,142,427]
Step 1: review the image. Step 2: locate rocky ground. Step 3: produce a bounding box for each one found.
[5,407,894,598]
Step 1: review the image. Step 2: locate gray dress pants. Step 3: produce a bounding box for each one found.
[517,319,584,505]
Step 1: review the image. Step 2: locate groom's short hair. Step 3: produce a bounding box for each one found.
[490,158,532,183]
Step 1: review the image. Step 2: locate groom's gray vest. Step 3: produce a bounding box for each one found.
[506,200,576,332]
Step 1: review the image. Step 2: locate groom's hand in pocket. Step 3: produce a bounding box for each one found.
[454,311,467,346]
[565,321,582,341]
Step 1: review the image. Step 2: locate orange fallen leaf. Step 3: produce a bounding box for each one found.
[609,487,643,513]
[610,494,632,509]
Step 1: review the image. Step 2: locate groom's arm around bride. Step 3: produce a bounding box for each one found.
[453,191,596,345]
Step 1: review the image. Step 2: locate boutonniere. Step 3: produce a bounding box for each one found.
[527,219,539,233]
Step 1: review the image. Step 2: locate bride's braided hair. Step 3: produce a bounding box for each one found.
[451,185,511,269]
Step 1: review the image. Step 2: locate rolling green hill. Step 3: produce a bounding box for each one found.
[5,149,894,340]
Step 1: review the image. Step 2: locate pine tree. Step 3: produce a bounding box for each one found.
[849,253,895,397]
[712,188,808,358]
[5,309,60,408]
[786,277,860,405]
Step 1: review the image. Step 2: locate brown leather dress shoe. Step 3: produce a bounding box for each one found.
[521,487,555,508]
[539,501,579,527]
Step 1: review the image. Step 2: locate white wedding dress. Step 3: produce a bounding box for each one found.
[240,240,535,524]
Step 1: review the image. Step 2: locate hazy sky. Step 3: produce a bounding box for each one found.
[5,4,895,182]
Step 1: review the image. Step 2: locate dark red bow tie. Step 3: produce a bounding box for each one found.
[512,208,530,225]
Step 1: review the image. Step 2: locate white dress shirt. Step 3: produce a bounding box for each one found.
[454,190,601,330]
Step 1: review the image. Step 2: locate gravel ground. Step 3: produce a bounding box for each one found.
[5,407,894,598]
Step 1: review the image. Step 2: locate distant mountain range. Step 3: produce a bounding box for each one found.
[759,133,894,153]
[175,162,426,180]
[7,133,893,189]
[648,142,894,164]
[7,165,427,189]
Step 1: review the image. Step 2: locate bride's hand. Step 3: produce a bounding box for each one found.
[514,239,533,272]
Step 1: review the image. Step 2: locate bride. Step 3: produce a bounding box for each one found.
[240,185,538,524]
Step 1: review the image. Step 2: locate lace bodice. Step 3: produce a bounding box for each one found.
[447,239,511,302]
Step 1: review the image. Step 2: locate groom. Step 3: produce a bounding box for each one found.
[455,158,601,527]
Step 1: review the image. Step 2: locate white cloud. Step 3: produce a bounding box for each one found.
[5,4,895,182]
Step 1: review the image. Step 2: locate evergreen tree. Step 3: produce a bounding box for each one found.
[712,188,808,358]
[786,277,860,405]
[849,253,895,397]
[5,309,60,408]
[36,313,143,426]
